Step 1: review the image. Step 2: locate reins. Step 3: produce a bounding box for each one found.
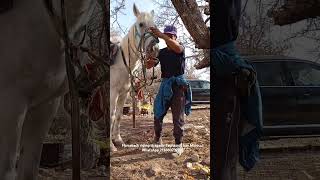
[120,25,159,99]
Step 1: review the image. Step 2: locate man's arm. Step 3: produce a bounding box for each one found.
[161,35,184,54]
[149,27,184,54]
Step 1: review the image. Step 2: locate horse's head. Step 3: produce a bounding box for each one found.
[132,3,159,59]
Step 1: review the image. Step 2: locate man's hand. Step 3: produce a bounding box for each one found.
[149,27,183,54]
[145,58,158,69]
[149,27,166,39]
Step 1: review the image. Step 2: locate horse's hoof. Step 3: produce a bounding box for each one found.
[113,139,125,147]
[111,143,118,152]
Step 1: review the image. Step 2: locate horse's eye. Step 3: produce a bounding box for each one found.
[139,23,144,27]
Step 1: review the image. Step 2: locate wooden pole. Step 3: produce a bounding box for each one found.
[132,95,136,128]
[65,49,81,180]
[60,0,80,179]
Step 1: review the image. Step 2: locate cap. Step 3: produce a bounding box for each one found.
[163,25,177,36]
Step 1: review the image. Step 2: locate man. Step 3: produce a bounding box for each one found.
[146,25,192,158]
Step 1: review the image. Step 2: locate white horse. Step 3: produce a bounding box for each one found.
[110,4,160,151]
[0,0,96,179]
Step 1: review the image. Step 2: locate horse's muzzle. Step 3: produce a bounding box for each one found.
[146,43,159,59]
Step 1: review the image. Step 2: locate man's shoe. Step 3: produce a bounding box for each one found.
[153,136,163,145]
[170,143,184,158]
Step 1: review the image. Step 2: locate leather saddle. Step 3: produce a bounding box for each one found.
[0,0,13,14]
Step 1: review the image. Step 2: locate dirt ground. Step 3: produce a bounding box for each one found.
[110,105,211,180]
[38,104,320,180]
[238,150,320,180]
[38,105,210,180]
[238,137,320,180]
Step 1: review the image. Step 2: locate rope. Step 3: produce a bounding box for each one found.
[223,74,239,170]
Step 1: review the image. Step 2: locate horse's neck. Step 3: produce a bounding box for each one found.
[120,25,141,71]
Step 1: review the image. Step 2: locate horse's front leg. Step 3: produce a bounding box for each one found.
[17,97,61,180]
[110,89,118,152]
[112,91,129,147]
[0,92,28,180]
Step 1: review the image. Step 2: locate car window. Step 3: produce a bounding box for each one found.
[201,81,210,89]
[253,62,286,86]
[189,81,201,88]
[286,62,320,86]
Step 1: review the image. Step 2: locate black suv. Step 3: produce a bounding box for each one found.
[188,79,210,104]
[247,55,320,136]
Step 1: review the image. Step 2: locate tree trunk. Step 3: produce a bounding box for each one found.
[171,0,210,49]
[269,0,320,26]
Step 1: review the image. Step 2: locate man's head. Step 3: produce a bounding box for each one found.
[163,25,177,40]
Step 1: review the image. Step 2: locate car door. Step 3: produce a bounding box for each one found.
[198,80,210,102]
[189,80,201,102]
[284,61,320,125]
[252,60,297,126]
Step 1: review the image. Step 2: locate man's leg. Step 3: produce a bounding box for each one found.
[154,106,169,144]
[171,84,186,146]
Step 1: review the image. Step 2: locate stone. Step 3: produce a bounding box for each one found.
[183,124,195,131]
[64,168,72,174]
[147,164,162,176]
[38,168,52,177]
[98,165,107,176]
[202,156,210,166]
[186,162,193,169]
[194,125,205,129]
[190,154,200,162]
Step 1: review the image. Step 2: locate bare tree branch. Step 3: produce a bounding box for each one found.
[268,0,320,26]
[237,1,290,56]
[171,0,210,49]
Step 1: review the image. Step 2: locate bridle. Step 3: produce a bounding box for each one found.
[120,23,160,97]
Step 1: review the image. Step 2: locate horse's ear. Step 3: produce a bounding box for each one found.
[151,10,154,17]
[133,3,140,17]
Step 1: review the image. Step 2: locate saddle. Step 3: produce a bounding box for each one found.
[0,0,13,14]
[110,42,120,66]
